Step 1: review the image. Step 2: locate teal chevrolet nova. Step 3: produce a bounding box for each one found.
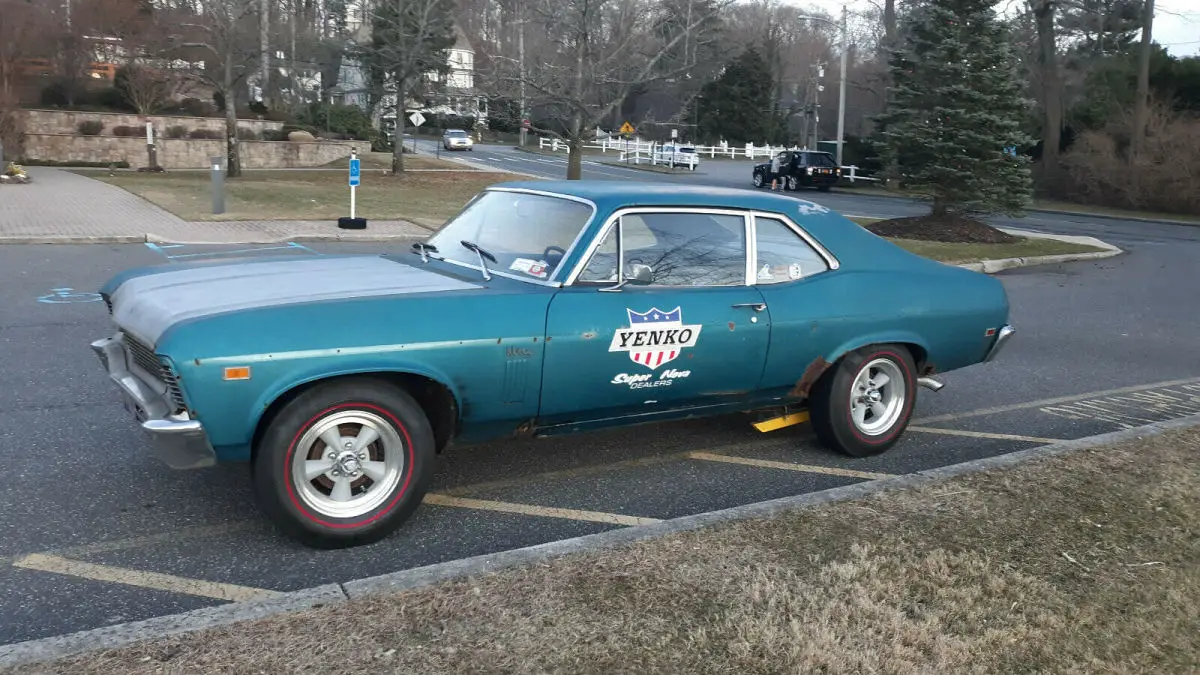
[90,181,1014,548]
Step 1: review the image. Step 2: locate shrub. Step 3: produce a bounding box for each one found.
[112,125,140,137]
[236,126,259,140]
[261,129,289,141]
[165,125,188,139]
[1060,100,1200,216]
[77,120,104,136]
[188,128,222,139]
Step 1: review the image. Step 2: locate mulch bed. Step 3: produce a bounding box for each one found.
[862,213,1021,244]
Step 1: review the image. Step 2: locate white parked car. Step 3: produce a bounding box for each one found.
[652,144,699,170]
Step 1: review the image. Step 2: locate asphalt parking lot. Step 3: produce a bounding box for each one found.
[2,222,1199,646]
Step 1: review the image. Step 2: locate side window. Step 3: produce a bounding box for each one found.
[577,212,748,287]
[753,216,830,284]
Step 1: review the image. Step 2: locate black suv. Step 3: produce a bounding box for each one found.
[752,150,841,192]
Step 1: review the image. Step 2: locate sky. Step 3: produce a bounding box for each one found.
[786,0,1199,58]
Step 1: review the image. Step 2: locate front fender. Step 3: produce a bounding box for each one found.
[244,358,465,442]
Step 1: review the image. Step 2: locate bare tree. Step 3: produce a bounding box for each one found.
[1028,0,1064,189]
[359,0,458,173]
[0,0,53,158]
[119,61,190,115]
[488,0,729,179]
[175,0,262,177]
[1129,0,1154,162]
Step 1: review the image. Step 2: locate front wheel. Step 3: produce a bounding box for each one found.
[752,171,764,188]
[252,378,436,549]
[808,345,917,458]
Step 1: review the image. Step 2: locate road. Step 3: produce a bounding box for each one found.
[1,147,1199,648]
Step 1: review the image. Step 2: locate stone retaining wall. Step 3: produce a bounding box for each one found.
[22,134,362,169]
[19,109,283,136]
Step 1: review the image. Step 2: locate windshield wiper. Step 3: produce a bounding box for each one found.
[411,242,440,263]
[459,240,497,281]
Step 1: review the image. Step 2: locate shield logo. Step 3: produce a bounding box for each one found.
[608,306,703,370]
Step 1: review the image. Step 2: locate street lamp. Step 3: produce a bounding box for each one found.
[797,5,848,168]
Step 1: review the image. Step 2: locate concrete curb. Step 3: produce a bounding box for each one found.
[835,188,1200,227]
[0,235,148,245]
[953,226,1124,273]
[3,412,1199,669]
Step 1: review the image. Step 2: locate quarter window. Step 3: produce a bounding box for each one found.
[578,211,748,287]
[753,216,829,284]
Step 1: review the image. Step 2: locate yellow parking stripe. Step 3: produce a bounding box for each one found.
[422,494,659,527]
[687,451,895,480]
[13,553,282,602]
[907,426,1063,444]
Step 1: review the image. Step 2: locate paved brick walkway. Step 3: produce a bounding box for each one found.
[0,167,430,244]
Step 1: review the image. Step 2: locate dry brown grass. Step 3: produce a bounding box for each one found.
[13,425,1200,675]
[87,170,514,224]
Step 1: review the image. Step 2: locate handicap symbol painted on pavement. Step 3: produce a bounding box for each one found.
[37,287,102,304]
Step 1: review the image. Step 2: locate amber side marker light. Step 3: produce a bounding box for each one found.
[223,366,252,380]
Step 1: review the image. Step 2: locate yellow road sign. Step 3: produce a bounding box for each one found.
[619,121,635,134]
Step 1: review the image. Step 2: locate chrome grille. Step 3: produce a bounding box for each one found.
[123,333,187,412]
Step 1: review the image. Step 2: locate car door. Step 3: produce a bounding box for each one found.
[538,208,773,425]
[747,211,846,397]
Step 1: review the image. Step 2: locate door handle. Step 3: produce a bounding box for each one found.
[732,302,767,312]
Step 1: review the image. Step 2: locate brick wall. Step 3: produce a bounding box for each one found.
[22,135,363,169]
[19,109,284,136]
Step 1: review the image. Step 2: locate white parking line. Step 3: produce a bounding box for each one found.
[13,553,281,602]
[912,377,1200,424]
[422,494,659,527]
[688,452,895,480]
[906,426,1062,444]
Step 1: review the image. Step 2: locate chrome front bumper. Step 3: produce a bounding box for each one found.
[984,324,1015,362]
[90,334,217,470]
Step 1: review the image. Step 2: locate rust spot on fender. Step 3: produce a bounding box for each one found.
[728,322,735,331]
[789,356,831,398]
[513,419,537,438]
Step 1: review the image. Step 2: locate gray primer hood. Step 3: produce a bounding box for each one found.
[111,256,482,346]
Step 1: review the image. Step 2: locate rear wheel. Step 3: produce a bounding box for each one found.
[785,175,798,191]
[808,345,917,457]
[252,378,436,548]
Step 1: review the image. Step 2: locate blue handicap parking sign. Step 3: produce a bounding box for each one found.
[349,158,361,186]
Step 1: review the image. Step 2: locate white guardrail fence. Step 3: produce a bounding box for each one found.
[536,136,879,183]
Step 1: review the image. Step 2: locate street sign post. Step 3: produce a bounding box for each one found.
[409,111,425,152]
[338,150,367,229]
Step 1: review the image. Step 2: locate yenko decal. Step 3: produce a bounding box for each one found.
[608,306,702,370]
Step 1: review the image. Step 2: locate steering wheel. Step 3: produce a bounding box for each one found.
[542,245,566,261]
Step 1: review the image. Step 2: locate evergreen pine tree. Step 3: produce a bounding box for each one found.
[878,0,1034,217]
[691,48,776,145]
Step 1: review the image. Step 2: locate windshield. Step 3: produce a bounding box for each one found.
[803,152,838,167]
[423,190,594,282]
[445,130,467,136]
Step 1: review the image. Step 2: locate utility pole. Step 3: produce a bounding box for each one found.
[518,10,528,146]
[836,3,848,167]
[797,7,849,165]
[260,0,270,106]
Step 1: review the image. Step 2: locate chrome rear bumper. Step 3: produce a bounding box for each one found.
[90,335,216,470]
[984,325,1015,362]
